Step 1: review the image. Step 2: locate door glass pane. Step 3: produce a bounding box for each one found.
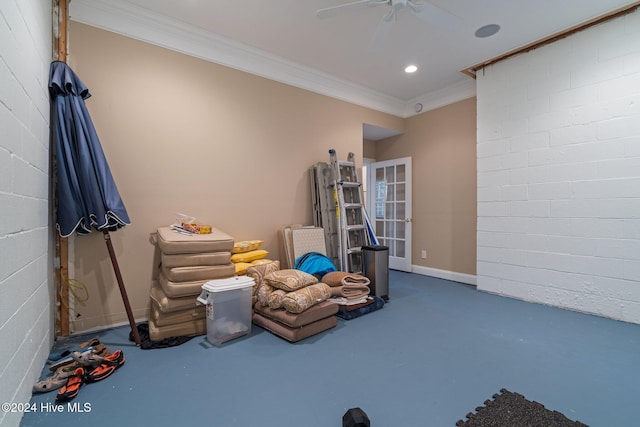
[395,202,405,219]
[376,220,384,234]
[385,166,395,183]
[385,203,394,219]
[395,240,405,257]
[386,184,395,201]
[375,180,386,218]
[388,240,395,256]
[396,221,405,239]
[375,202,384,219]
[386,221,395,238]
[397,164,405,182]
[396,183,405,202]
[376,167,384,181]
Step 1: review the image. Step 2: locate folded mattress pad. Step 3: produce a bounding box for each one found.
[161,251,231,268]
[253,300,337,328]
[155,227,234,254]
[148,317,206,342]
[161,264,235,282]
[252,312,337,343]
[151,303,205,327]
[159,269,234,298]
[150,281,201,313]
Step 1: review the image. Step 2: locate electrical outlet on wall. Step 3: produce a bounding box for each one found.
[421,250,427,259]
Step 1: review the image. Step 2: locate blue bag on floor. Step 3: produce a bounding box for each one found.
[294,252,337,280]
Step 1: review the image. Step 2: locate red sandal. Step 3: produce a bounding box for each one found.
[55,367,85,403]
[85,350,125,383]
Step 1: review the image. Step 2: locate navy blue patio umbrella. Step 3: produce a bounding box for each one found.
[49,61,140,345]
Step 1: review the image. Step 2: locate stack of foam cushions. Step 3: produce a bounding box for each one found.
[231,240,273,276]
[148,227,236,341]
[249,266,338,342]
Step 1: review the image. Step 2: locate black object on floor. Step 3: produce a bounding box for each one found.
[456,388,589,427]
[336,296,385,320]
[128,323,193,349]
[343,407,370,427]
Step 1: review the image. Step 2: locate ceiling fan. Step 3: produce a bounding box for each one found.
[316,0,459,28]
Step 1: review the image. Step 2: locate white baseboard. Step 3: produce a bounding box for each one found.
[411,265,477,286]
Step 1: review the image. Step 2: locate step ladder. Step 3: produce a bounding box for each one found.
[310,149,377,273]
[329,149,374,273]
[310,149,377,274]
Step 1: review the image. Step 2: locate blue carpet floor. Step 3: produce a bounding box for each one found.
[21,271,640,426]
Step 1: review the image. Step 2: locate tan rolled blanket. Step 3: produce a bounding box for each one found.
[247,260,280,306]
[257,282,288,309]
[265,269,317,291]
[268,289,287,310]
[246,260,280,289]
[322,271,370,287]
[330,284,370,299]
[281,283,332,314]
[257,283,275,307]
[342,275,370,286]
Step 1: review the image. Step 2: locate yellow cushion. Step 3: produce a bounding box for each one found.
[230,249,268,263]
[232,240,264,254]
[234,262,252,275]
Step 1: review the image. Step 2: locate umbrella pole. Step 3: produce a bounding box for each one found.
[102,230,141,346]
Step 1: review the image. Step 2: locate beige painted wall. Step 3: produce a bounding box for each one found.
[66,22,403,332]
[363,138,377,159]
[375,98,477,276]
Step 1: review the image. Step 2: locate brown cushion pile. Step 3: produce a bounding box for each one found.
[252,269,338,342]
[148,227,236,341]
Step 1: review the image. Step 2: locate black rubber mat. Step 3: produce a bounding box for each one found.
[456,389,589,427]
[128,322,193,349]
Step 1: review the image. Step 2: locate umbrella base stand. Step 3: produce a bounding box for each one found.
[103,230,141,346]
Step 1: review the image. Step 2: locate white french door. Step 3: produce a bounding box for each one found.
[367,157,412,272]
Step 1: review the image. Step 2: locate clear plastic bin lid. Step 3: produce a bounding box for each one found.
[201,276,255,292]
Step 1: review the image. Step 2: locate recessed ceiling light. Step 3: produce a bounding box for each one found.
[405,65,418,73]
[475,24,501,38]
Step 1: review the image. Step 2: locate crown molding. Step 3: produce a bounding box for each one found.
[70,0,474,118]
[405,78,476,117]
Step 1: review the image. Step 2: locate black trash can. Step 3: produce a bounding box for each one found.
[362,245,389,301]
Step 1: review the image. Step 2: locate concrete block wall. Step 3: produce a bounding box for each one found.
[0,1,53,425]
[476,9,640,324]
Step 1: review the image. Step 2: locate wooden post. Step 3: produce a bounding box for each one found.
[53,0,70,337]
[53,0,68,62]
[103,231,141,346]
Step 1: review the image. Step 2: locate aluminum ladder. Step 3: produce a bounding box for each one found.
[328,149,373,273]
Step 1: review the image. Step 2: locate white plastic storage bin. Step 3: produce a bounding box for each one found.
[197,276,255,345]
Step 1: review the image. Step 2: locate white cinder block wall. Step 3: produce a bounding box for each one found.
[0,1,53,426]
[476,9,640,324]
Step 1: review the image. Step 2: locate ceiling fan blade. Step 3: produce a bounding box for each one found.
[317,0,388,19]
[407,0,460,29]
